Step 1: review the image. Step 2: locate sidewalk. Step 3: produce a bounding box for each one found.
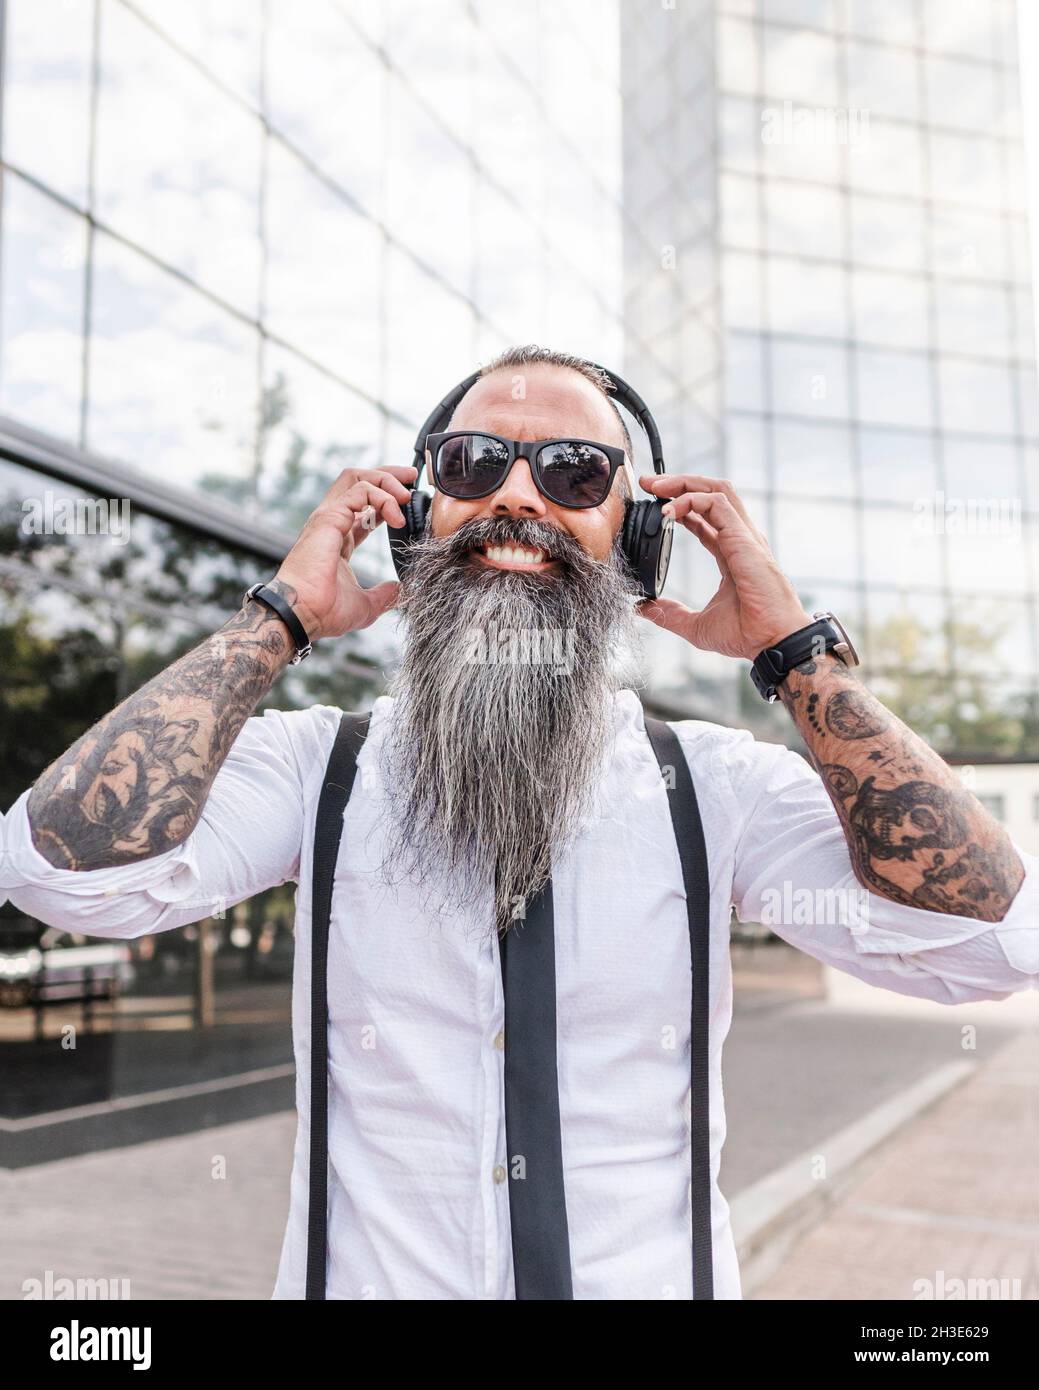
[751,1028,1039,1300]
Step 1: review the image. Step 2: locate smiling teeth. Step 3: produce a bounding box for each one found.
[484,545,546,566]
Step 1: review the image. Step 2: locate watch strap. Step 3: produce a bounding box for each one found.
[751,616,844,702]
[245,582,313,664]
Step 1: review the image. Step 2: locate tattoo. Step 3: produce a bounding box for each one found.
[26,584,299,870]
[824,688,890,740]
[779,654,1024,923]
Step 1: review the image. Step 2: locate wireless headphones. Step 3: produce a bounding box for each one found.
[385,363,674,600]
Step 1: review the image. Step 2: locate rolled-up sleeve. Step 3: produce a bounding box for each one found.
[0,706,318,940]
[719,726,1039,1003]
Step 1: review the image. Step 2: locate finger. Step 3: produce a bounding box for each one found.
[636,595,708,645]
[354,579,401,628]
[322,465,418,511]
[682,511,732,579]
[641,473,771,550]
[310,481,408,534]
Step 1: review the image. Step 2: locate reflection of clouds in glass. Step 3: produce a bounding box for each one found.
[265,0,383,215]
[0,174,86,441]
[3,0,93,206]
[94,0,263,315]
[128,0,262,105]
[384,247,474,424]
[264,142,382,399]
[87,234,258,491]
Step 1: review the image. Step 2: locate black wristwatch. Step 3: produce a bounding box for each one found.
[243,582,313,665]
[750,611,859,702]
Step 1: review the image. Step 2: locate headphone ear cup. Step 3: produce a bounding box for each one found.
[387,489,433,580]
[621,498,673,601]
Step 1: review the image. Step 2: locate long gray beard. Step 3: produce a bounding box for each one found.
[378,514,646,937]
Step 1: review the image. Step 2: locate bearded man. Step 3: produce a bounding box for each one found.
[4,345,1037,1301]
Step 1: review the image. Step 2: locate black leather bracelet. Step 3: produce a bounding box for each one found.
[750,611,859,702]
[243,582,313,665]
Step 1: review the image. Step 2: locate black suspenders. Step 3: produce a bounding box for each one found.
[305,708,714,1300]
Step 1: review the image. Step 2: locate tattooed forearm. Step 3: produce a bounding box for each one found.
[779,654,1024,922]
[26,581,303,871]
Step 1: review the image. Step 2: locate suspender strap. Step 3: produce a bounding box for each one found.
[306,710,370,1301]
[498,871,574,1300]
[643,715,715,1300]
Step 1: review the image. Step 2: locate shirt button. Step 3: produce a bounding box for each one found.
[492,1029,505,1050]
[492,1164,507,1185]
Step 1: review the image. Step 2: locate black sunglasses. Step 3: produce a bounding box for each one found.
[424,430,629,510]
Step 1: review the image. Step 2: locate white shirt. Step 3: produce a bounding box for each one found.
[2,688,1036,1300]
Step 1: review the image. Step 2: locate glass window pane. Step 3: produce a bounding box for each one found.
[258,345,383,538]
[94,0,263,316]
[846,0,917,45]
[862,504,943,586]
[847,119,923,198]
[264,143,382,399]
[773,420,854,497]
[771,338,850,419]
[856,347,934,429]
[852,269,930,350]
[725,332,766,412]
[721,173,761,250]
[775,498,859,580]
[845,38,920,123]
[930,207,1009,281]
[763,26,840,107]
[87,234,259,498]
[850,194,925,273]
[265,0,384,216]
[2,0,94,207]
[925,54,999,133]
[385,75,473,296]
[935,282,1012,361]
[723,251,765,331]
[765,179,845,260]
[863,588,949,673]
[938,360,1016,436]
[718,16,760,94]
[928,131,1003,212]
[726,413,768,491]
[128,0,262,105]
[384,249,475,426]
[859,428,937,505]
[0,175,86,443]
[768,258,847,337]
[720,95,762,175]
[951,598,1032,675]
[921,0,996,61]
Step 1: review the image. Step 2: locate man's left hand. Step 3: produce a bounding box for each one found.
[635,473,812,660]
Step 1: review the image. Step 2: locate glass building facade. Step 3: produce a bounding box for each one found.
[709,0,1039,752]
[0,0,1037,1125]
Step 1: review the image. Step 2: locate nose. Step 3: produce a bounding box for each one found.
[489,454,547,519]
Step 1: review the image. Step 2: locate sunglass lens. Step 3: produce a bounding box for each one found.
[538,442,613,506]
[437,434,509,497]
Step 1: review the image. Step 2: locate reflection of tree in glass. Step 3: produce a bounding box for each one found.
[197,372,372,534]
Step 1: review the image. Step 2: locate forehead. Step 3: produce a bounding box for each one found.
[447,365,624,446]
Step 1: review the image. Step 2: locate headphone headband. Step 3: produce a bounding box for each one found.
[411,363,665,477]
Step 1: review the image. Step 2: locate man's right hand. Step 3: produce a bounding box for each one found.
[273,464,420,641]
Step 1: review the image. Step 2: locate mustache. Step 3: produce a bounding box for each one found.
[420,514,596,571]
